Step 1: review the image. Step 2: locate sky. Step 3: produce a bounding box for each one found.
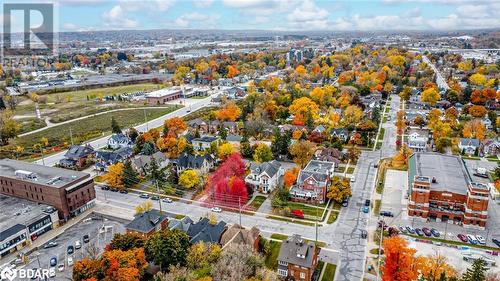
[6,0,500,32]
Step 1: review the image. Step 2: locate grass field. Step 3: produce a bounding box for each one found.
[249,195,267,210]
[17,118,47,133]
[2,106,178,159]
[327,212,338,224]
[264,240,282,270]
[286,201,324,219]
[322,263,337,281]
[266,215,316,226]
[43,83,164,102]
[270,234,288,240]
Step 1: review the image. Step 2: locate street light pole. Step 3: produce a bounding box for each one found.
[156,180,162,213]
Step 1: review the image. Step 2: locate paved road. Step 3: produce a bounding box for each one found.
[332,96,400,281]
[34,94,218,167]
[422,55,449,90]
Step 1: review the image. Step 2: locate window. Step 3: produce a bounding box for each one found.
[300,272,306,279]
[277,269,288,276]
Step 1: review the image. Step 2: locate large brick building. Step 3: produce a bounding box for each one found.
[408,153,489,228]
[277,234,319,281]
[0,159,96,221]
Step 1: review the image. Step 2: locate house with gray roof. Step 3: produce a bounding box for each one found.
[226,135,243,147]
[94,147,133,171]
[125,209,169,238]
[290,160,335,204]
[329,128,349,142]
[186,217,227,244]
[245,160,283,193]
[168,216,194,232]
[277,234,318,281]
[107,133,133,150]
[59,145,95,170]
[132,151,169,176]
[172,153,215,175]
[481,138,499,157]
[192,136,219,151]
[458,138,480,155]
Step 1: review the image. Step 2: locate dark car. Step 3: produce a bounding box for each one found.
[492,238,500,248]
[83,234,90,243]
[415,228,424,236]
[430,228,440,237]
[110,188,119,192]
[119,189,128,194]
[99,185,110,190]
[151,196,160,201]
[342,198,349,207]
[457,234,468,243]
[380,211,394,217]
[67,245,74,255]
[43,241,58,249]
[422,227,432,237]
[50,257,57,267]
[405,226,415,234]
[365,199,371,207]
[361,230,368,239]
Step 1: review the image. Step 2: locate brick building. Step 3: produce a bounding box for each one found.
[277,234,319,281]
[408,153,489,228]
[0,159,96,221]
[145,88,182,104]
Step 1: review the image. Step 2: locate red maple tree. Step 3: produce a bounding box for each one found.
[210,153,248,207]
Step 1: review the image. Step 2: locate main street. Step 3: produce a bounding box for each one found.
[422,55,450,90]
[332,96,400,281]
[34,94,218,167]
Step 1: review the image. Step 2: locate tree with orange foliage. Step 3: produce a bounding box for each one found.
[156,137,187,158]
[463,119,486,141]
[381,236,418,281]
[392,144,413,168]
[295,65,306,76]
[163,117,187,137]
[415,254,457,281]
[395,110,406,135]
[292,114,305,126]
[73,258,104,281]
[216,101,241,121]
[226,65,239,78]
[468,105,487,118]
[283,167,300,188]
[102,248,147,281]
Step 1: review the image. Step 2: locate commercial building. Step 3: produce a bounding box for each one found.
[145,88,183,104]
[408,153,489,228]
[0,159,96,221]
[0,195,59,257]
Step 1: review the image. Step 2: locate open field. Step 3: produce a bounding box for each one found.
[1,106,178,159]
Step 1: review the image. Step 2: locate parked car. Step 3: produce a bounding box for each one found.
[83,234,90,243]
[211,207,222,213]
[119,189,128,194]
[422,227,432,237]
[415,228,424,236]
[399,226,408,234]
[476,235,486,245]
[110,188,119,192]
[139,193,150,199]
[430,228,440,237]
[99,184,110,190]
[457,234,468,242]
[365,199,371,207]
[43,241,58,249]
[162,198,173,203]
[350,176,356,182]
[361,230,368,239]
[406,226,415,234]
[57,264,65,272]
[362,206,369,213]
[492,238,500,248]
[467,234,478,244]
[49,257,57,267]
[380,211,394,217]
[151,196,160,201]
[373,163,378,168]
[342,198,349,207]
[67,256,73,267]
[75,240,81,249]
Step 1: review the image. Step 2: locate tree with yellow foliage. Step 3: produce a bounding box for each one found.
[327,176,352,203]
[295,65,306,76]
[343,105,363,126]
[463,119,486,141]
[179,169,200,189]
[102,162,124,189]
[469,73,487,86]
[392,144,413,168]
[416,254,457,281]
[135,200,153,214]
[421,87,441,105]
[218,142,236,160]
[289,97,319,119]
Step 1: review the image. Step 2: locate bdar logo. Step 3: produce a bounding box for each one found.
[1,267,17,281]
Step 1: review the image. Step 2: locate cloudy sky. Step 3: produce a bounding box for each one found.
[27,0,500,31]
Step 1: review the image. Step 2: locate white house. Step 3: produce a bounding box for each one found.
[459,138,480,155]
[406,128,430,152]
[245,160,283,193]
[107,133,133,150]
[191,136,219,151]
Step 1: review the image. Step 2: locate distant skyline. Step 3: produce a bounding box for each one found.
[8,0,500,32]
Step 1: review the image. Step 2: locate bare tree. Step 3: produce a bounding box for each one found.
[211,244,264,281]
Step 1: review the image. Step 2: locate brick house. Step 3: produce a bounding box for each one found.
[407,153,489,228]
[59,145,95,170]
[219,224,260,251]
[125,209,169,238]
[290,160,335,204]
[277,234,319,281]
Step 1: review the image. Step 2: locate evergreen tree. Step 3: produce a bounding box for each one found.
[122,160,138,188]
[111,117,122,134]
[461,258,487,281]
[148,158,164,184]
[141,142,155,155]
[219,127,227,140]
[0,96,5,110]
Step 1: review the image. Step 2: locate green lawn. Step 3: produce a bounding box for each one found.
[378,128,385,140]
[327,212,338,224]
[2,107,178,159]
[266,215,316,226]
[286,201,324,219]
[43,83,164,102]
[264,240,282,270]
[346,167,355,174]
[322,263,337,281]
[373,199,381,215]
[270,234,288,241]
[249,195,267,210]
[18,118,47,134]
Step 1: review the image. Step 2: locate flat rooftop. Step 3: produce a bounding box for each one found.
[145,87,182,98]
[0,159,89,189]
[0,194,55,235]
[411,153,470,194]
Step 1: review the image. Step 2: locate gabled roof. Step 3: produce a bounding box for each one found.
[249,160,281,178]
[187,217,227,244]
[459,138,480,147]
[193,136,219,143]
[168,216,194,232]
[64,145,94,160]
[109,133,131,143]
[174,153,214,169]
[133,151,168,170]
[297,160,334,186]
[329,128,348,136]
[95,147,133,163]
[220,224,260,248]
[226,134,243,142]
[187,118,207,127]
[277,234,316,268]
[126,209,168,234]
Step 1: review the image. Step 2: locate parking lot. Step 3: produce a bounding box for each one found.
[23,214,126,280]
[379,169,500,249]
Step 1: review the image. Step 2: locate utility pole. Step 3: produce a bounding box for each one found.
[315,198,319,243]
[69,127,74,145]
[376,189,385,281]
[238,197,242,226]
[156,180,162,213]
